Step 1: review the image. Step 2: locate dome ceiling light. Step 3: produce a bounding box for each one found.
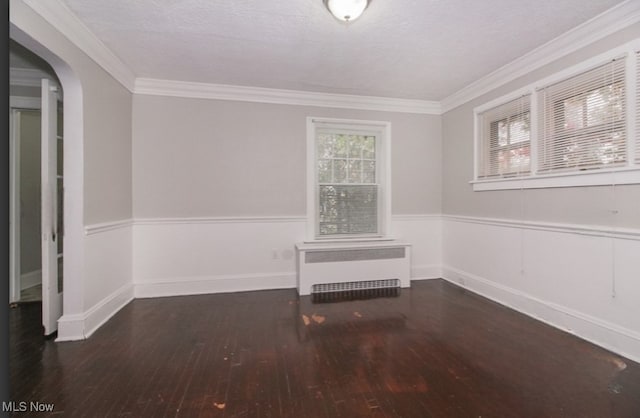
[324,0,370,22]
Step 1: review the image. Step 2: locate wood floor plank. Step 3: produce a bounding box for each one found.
[9,281,640,417]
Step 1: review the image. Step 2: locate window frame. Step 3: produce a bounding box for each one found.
[472,39,640,191]
[476,93,532,179]
[306,117,391,242]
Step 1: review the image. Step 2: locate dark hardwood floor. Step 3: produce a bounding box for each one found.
[9,279,640,417]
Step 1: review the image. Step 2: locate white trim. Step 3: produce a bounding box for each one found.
[84,219,134,235]
[134,273,297,299]
[9,110,21,303]
[306,117,392,241]
[472,39,640,190]
[86,215,441,233]
[441,266,640,364]
[21,270,42,291]
[10,67,58,89]
[296,240,410,251]
[10,95,41,109]
[134,216,306,227]
[22,0,136,92]
[135,78,441,115]
[443,215,640,241]
[441,0,640,113]
[56,283,134,341]
[11,15,87,339]
[471,167,640,191]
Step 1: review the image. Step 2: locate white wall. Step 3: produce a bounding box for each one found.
[132,96,443,295]
[441,25,640,362]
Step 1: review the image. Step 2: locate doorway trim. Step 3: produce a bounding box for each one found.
[10,24,86,341]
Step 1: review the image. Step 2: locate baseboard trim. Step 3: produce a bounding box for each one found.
[441,265,640,364]
[56,283,134,341]
[134,272,297,299]
[20,269,42,290]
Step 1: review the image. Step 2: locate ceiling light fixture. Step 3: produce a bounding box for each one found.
[324,0,369,22]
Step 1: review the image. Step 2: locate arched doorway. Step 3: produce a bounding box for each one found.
[9,24,85,340]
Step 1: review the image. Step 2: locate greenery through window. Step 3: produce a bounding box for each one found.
[316,132,378,236]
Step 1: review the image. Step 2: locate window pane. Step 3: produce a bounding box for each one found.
[317,133,331,153]
[349,135,363,158]
[498,121,508,146]
[318,185,378,235]
[333,159,347,183]
[348,159,362,183]
[540,58,626,173]
[479,95,531,178]
[363,136,376,159]
[318,159,332,183]
[363,161,376,183]
[564,97,584,130]
[334,134,348,158]
[509,115,529,144]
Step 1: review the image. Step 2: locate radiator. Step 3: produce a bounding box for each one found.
[295,241,411,296]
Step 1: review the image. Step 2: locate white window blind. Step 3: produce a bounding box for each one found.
[477,95,531,179]
[316,131,379,237]
[539,58,627,173]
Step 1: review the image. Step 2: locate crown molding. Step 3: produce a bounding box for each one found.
[441,0,640,113]
[135,78,442,115]
[23,0,136,92]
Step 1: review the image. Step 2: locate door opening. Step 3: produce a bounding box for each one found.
[9,39,64,336]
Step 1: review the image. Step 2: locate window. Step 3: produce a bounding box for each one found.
[473,40,640,191]
[539,59,626,173]
[477,95,531,178]
[307,118,390,240]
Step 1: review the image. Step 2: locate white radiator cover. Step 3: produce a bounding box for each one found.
[295,241,411,296]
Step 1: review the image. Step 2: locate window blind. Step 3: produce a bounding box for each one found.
[539,58,626,173]
[318,185,377,235]
[478,95,531,179]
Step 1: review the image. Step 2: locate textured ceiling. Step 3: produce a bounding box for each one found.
[62,0,625,101]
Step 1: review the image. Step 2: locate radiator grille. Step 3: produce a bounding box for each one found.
[311,287,401,303]
[305,247,405,263]
[311,278,400,294]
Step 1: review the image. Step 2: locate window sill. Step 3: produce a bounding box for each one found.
[296,239,409,252]
[303,236,396,245]
[470,167,640,191]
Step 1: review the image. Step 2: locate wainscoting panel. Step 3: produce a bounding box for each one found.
[132,215,442,298]
[442,216,640,363]
[58,220,133,341]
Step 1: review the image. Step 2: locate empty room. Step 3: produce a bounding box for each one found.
[7,0,640,416]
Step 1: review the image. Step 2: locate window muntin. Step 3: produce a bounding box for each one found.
[307,118,390,241]
[473,41,640,191]
[316,130,380,237]
[540,58,626,173]
[478,95,531,178]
